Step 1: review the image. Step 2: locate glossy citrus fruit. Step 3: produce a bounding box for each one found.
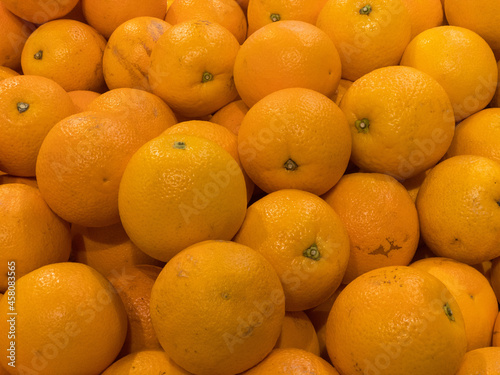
[401,0,443,38]
[1,0,79,23]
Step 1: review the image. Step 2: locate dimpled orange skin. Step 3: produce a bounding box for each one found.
[416,155,500,265]
[233,20,342,108]
[455,347,500,375]
[326,266,467,375]
[0,0,79,23]
[401,0,443,39]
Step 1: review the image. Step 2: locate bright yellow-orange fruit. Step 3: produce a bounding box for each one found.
[101,350,191,375]
[67,90,101,112]
[209,99,250,136]
[274,311,320,356]
[1,0,79,23]
[455,347,500,375]
[401,0,443,39]
[0,66,19,81]
[0,3,32,71]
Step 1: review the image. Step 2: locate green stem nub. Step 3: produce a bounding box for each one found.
[283,158,298,171]
[173,141,186,149]
[34,50,43,60]
[270,13,280,22]
[17,102,29,113]
[354,118,370,133]
[201,71,213,83]
[303,244,321,261]
[359,4,372,15]
[443,303,455,322]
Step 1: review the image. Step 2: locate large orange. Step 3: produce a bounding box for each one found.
[400,26,498,122]
[316,0,411,81]
[150,240,286,375]
[234,189,350,311]
[233,20,341,108]
[416,155,500,265]
[149,19,240,118]
[246,0,328,36]
[101,350,191,375]
[455,347,500,375]
[326,265,467,375]
[21,19,107,92]
[0,262,128,375]
[339,65,455,180]
[322,172,420,284]
[81,0,168,39]
[35,110,169,227]
[0,0,79,23]
[0,183,71,292]
[0,75,76,177]
[401,0,443,39]
[274,311,320,356]
[237,87,351,195]
[118,133,248,262]
[0,3,33,71]
[165,0,247,44]
[102,16,171,92]
[411,257,499,351]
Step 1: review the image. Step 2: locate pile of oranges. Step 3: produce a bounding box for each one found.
[1,0,500,374]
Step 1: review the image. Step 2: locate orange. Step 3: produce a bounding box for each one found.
[81,0,168,39]
[233,20,341,108]
[401,0,443,39]
[445,0,500,59]
[330,78,353,106]
[35,109,170,227]
[0,262,128,375]
[70,222,164,277]
[241,348,340,375]
[416,155,500,265]
[410,257,499,351]
[106,265,162,358]
[0,3,33,71]
[0,183,71,292]
[494,311,500,346]
[490,256,500,303]
[165,0,247,44]
[316,0,411,81]
[0,75,76,177]
[445,107,500,164]
[322,172,420,284]
[21,19,107,92]
[101,350,191,375]
[118,133,248,262]
[209,99,250,135]
[455,347,500,375]
[326,265,467,375]
[67,90,101,112]
[0,0,79,23]
[234,189,350,311]
[400,26,498,122]
[0,67,19,81]
[149,19,240,118]
[274,311,320,356]
[339,65,455,180]
[246,0,328,36]
[150,240,286,375]
[102,16,171,92]
[237,87,351,195]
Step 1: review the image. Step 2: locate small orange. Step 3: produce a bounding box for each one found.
[455,347,500,375]
[0,3,33,71]
[118,133,248,262]
[81,0,168,39]
[150,240,286,375]
[101,350,191,375]
[234,189,350,311]
[149,19,240,118]
[0,0,79,23]
[274,311,320,356]
[410,257,499,351]
[237,87,351,195]
[326,265,467,375]
[103,16,171,92]
[106,265,162,358]
[322,172,420,284]
[0,75,77,177]
[416,155,500,265]
[67,90,101,112]
[316,0,411,81]
[0,66,19,81]
[241,348,340,375]
[401,0,443,39]
[445,107,500,164]
[0,183,71,292]
[233,20,342,108]
[400,25,498,122]
[21,19,107,92]
[165,0,247,44]
[339,65,455,180]
[70,222,164,277]
[246,0,328,36]
[209,99,250,135]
